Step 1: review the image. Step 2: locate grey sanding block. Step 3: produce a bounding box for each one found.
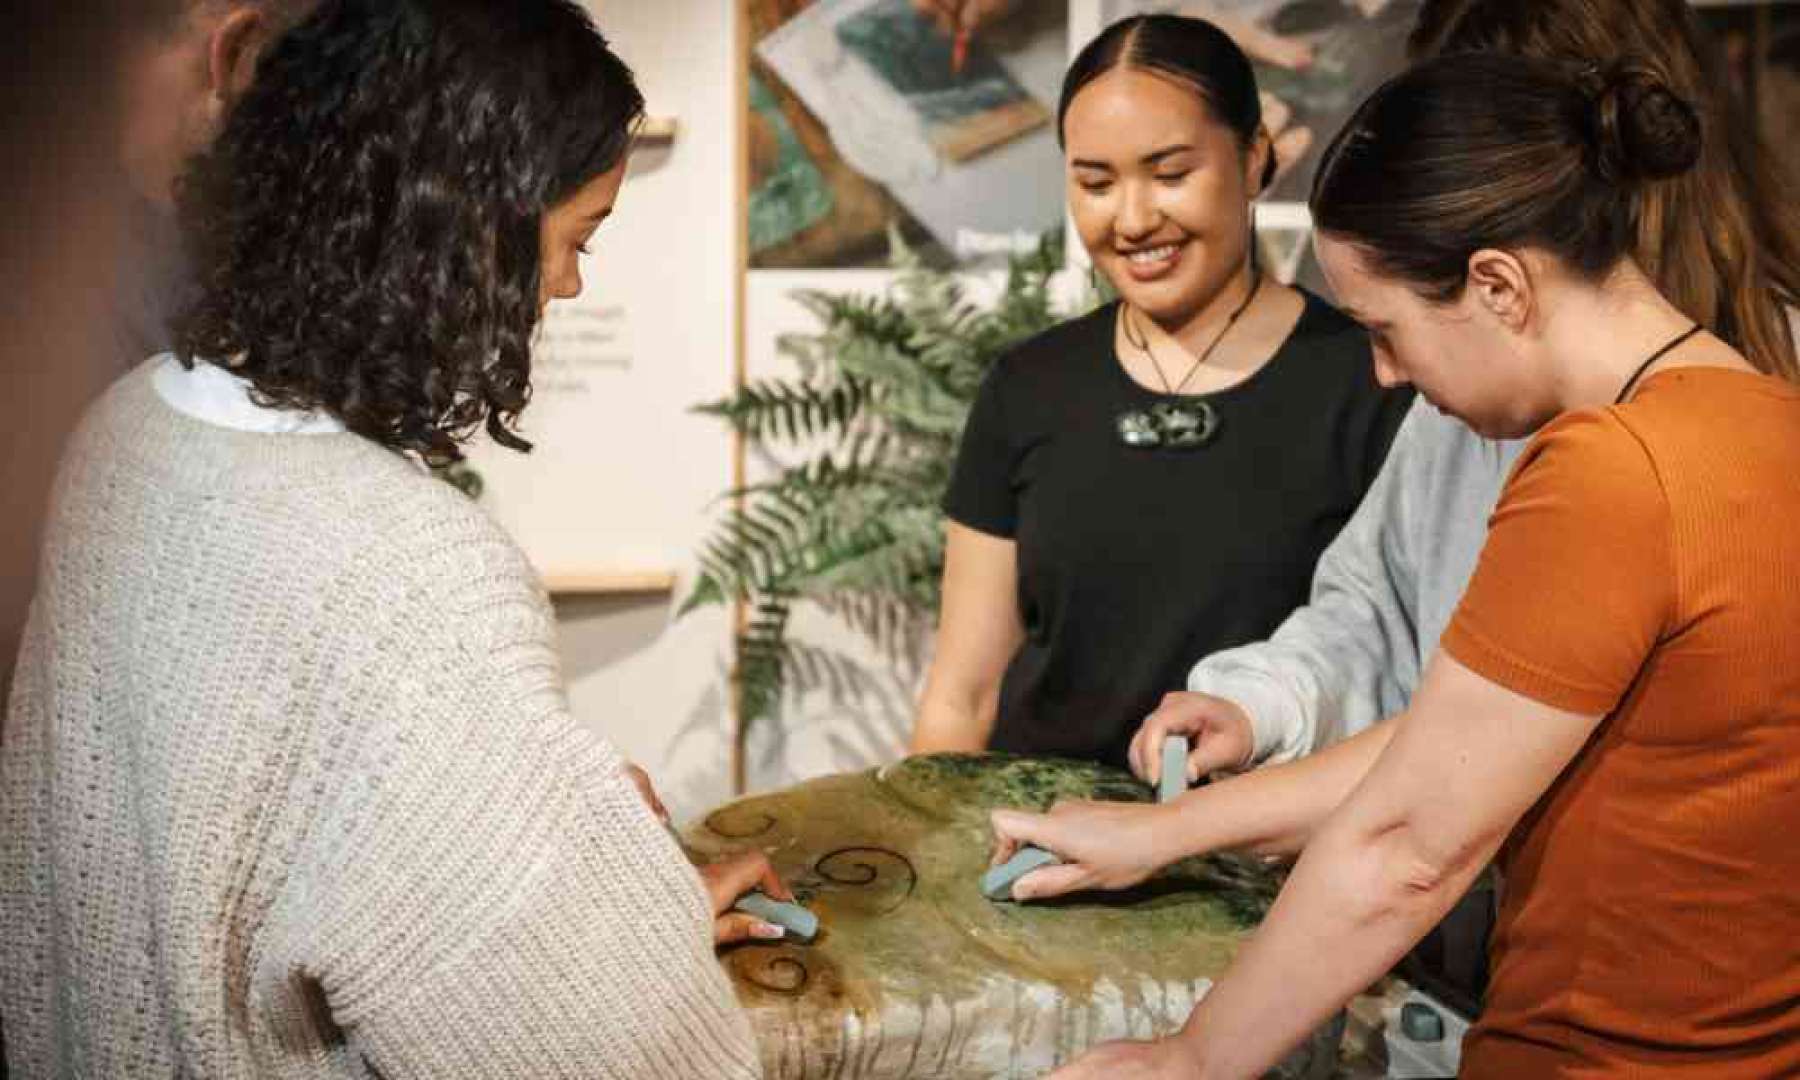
[734,890,819,943]
[1159,734,1190,804]
[981,845,1062,901]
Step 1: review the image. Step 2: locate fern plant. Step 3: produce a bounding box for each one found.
[684,231,1069,727]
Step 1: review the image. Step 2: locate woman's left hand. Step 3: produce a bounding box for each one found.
[1048,1038,1200,1079]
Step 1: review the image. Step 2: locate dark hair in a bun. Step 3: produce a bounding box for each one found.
[1403,0,1799,382]
[1583,63,1703,182]
[1310,52,1700,300]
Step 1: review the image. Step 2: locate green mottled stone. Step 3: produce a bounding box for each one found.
[685,753,1344,1078]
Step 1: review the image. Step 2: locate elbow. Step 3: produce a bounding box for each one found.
[1349,819,1496,927]
[911,678,999,754]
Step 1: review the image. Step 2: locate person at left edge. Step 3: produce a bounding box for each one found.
[910,15,1411,769]
[1,2,777,1075]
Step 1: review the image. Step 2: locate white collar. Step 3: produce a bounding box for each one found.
[151,354,347,435]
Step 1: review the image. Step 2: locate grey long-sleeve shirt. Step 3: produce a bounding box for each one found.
[1188,399,1529,764]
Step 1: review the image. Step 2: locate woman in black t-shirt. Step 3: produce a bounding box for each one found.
[910,15,1410,770]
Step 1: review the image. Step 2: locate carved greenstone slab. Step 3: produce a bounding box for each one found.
[684,753,1345,1078]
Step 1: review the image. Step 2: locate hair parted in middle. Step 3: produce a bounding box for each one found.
[1059,14,1274,193]
[173,0,645,462]
[1311,53,1702,303]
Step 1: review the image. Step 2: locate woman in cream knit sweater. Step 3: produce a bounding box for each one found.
[2,1,773,1076]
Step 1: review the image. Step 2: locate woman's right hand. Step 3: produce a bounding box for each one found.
[988,799,1177,901]
[697,851,795,946]
[1128,691,1255,787]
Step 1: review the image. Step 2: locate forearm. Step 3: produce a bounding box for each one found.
[1155,717,1397,864]
[1173,655,1584,1072]
[1169,653,1582,1079]
[917,523,1021,754]
[1175,804,1491,1079]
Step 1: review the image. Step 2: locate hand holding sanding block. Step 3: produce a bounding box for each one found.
[664,818,820,942]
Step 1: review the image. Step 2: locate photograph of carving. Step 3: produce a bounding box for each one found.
[1095,0,1423,201]
[833,0,1049,162]
[745,0,1067,268]
[748,72,836,254]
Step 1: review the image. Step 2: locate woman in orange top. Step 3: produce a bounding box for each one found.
[991,53,1800,1079]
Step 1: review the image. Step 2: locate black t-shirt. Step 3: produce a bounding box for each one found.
[944,292,1412,769]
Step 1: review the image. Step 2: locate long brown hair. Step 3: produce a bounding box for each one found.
[1408,0,1800,378]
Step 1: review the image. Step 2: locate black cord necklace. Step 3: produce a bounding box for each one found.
[1116,272,1262,451]
[1615,324,1703,404]
[1124,271,1264,395]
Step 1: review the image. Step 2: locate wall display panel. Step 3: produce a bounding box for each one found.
[744,0,1069,269]
[728,2,1086,792]
[1095,0,1421,204]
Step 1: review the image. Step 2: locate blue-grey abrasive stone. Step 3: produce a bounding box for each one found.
[1160,735,1189,804]
[981,845,1063,901]
[735,890,820,942]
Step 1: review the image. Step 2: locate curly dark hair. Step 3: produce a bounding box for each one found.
[173,0,645,460]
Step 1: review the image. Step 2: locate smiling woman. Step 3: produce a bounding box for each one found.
[910,14,1412,772]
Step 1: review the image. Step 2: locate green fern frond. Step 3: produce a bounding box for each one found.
[735,597,794,727]
[686,229,1068,728]
[693,378,869,444]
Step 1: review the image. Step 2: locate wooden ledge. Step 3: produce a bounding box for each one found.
[540,570,678,596]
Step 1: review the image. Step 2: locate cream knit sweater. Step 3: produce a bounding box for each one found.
[0,366,760,1078]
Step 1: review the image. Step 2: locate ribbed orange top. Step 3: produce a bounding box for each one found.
[1441,367,1800,1078]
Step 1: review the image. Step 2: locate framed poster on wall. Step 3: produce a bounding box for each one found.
[743,0,1070,269]
[1095,0,1422,202]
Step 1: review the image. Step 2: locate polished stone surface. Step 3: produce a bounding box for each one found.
[686,753,1347,1078]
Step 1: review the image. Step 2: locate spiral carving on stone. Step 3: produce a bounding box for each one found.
[731,949,810,996]
[704,805,778,840]
[813,846,918,915]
